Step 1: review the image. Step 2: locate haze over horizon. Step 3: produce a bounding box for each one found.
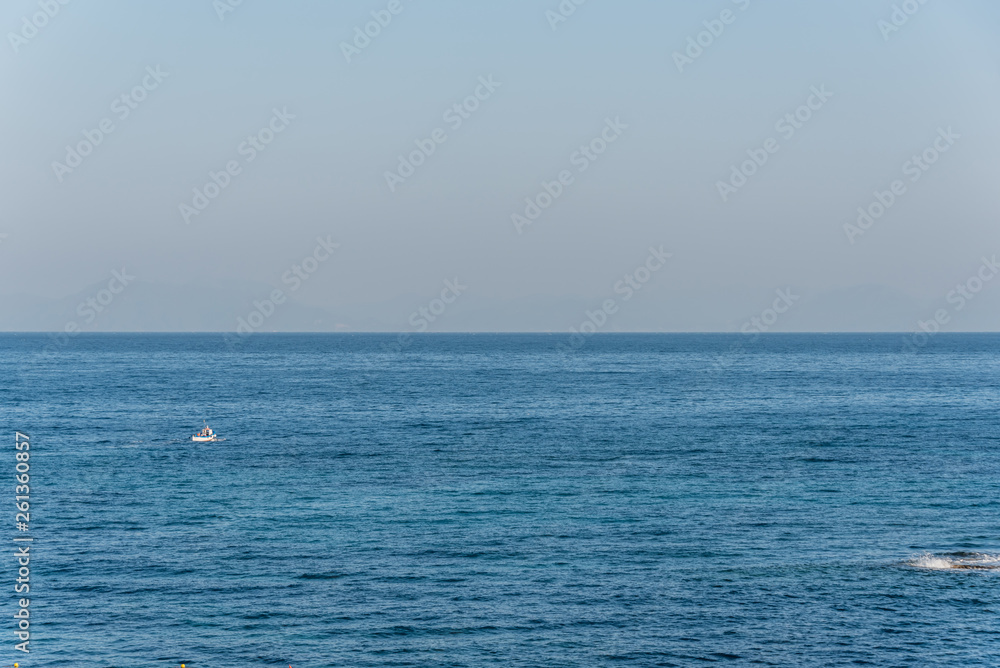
[3,0,999,333]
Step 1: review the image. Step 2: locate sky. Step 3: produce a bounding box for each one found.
[2,0,999,333]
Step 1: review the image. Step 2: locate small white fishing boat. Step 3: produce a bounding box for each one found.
[192,424,218,442]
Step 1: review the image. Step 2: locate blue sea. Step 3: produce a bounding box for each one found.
[1,333,998,667]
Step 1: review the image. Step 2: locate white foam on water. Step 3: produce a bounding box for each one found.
[907,552,1000,571]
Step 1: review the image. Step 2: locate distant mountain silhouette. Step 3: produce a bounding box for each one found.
[2,280,998,332]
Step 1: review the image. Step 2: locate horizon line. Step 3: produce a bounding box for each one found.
[2,331,999,336]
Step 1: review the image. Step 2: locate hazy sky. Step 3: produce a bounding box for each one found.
[2,0,1000,332]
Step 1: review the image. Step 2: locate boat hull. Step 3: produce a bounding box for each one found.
[192,436,217,442]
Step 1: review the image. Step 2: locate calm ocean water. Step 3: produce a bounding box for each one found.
[1,333,998,667]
